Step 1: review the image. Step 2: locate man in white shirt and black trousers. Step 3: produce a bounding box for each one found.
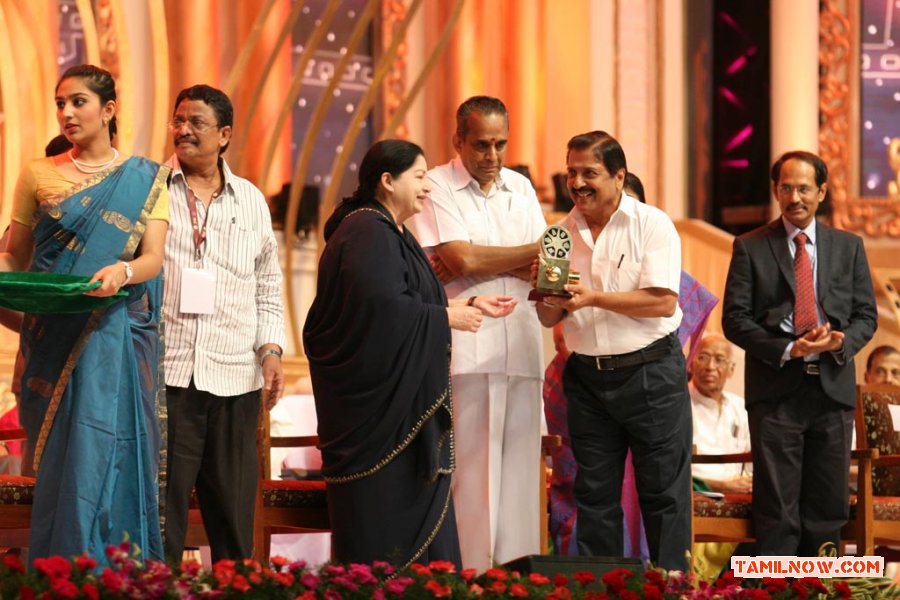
[162,84,286,562]
[536,131,691,571]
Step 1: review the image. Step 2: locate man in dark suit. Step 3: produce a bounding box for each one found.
[723,150,877,556]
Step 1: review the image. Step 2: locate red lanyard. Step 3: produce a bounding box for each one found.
[187,187,218,261]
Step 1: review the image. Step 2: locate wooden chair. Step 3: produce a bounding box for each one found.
[846,383,900,556]
[252,405,329,563]
[691,448,873,554]
[0,427,33,550]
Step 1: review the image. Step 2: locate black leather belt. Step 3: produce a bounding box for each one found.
[802,362,820,376]
[573,333,674,371]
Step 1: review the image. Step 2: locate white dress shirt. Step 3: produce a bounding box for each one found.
[561,193,682,356]
[690,382,751,482]
[163,155,286,396]
[411,157,546,378]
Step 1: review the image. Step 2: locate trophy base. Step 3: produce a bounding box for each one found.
[528,288,573,302]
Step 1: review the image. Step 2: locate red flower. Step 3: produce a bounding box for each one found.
[642,582,663,600]
[295,592,316,600]
[750,589,772,600]
[791,579,810,600]
[509,583,530,597]
[573,570,596,586]
[799,577,828,594]
[529,572,550,586]
[74,555,98,572]
[547,587,573,600]
[231,574,251,593]
[274,571,293,586]
[428,560,456,573]
[180,559,202,577]
[81,583,99,600]
[553,573,569,587]
[833,580,853,599]
[490,580,507,594]
[584,593,610,600]
[763,577,787,593]
[99,568,124,593]
[411,563,433,577]
[485,567,508,580]
[34,556,72,579]
[50,578,79,599]
[601,569,628,593]
[619,591,640,600]
[248,570,262,584]
[468,583,484,596]
[18,586,35,600]
[270,555,290,569]
[424,580,453,597]
[3,554,25,574]
[461,568,478,582]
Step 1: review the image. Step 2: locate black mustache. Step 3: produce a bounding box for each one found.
[571,187,592,194]
[176,136,198,145]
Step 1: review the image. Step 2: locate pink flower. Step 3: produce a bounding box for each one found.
[468,583,484,596]
[373,589,387,600]
[385,578,411,595]
[300,572,319,588]
[180,559,202,577]
[323,564,346,576]
[372,560,394,576]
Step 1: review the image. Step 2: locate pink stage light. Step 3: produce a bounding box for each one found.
[726,56,747,75]
[719,87,744,108]
[724,125,753,153]
[720,159,749,168]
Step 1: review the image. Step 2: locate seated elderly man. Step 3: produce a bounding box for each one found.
[865,345,900,386]
[690,334,752,493]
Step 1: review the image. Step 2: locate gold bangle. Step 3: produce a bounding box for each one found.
[467,296,477,307]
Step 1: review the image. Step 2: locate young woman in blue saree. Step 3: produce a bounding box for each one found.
[0,65,169,562]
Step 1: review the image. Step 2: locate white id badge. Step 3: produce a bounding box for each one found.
[180,268,216,314]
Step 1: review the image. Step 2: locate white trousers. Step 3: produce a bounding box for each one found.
[451,373,542,571]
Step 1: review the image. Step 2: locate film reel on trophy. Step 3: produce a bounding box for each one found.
[528,224,581,301]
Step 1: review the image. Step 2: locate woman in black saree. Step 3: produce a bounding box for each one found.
[304,140,516,568]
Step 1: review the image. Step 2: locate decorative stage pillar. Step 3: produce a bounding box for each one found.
[770,0,819,218]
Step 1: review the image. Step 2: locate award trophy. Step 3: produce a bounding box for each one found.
[528,224,580,301]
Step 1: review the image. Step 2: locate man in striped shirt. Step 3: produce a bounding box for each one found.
[161,85,286,563]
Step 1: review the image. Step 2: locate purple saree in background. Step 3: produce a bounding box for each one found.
[544,270,718,558]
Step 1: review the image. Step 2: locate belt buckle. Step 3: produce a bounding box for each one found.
[804,363,820,376]
[596,355,615,371]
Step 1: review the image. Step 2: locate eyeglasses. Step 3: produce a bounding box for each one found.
[776,184,819,198]
[168,117,219,133]
[694,354,733,368]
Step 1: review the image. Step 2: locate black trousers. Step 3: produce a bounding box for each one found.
[562,333,692,571]
[748,374,853,556]
[164,381,260,563]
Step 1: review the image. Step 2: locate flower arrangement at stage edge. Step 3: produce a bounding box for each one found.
[0,544,898,599]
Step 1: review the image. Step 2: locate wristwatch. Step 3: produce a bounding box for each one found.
[120,261,134,285]
[258,347,283,365]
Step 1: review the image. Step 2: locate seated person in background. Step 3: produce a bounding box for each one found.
[690,334,752,494]
[865,345,900,386]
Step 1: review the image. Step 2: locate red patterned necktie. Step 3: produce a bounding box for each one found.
[793,232,817,335]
